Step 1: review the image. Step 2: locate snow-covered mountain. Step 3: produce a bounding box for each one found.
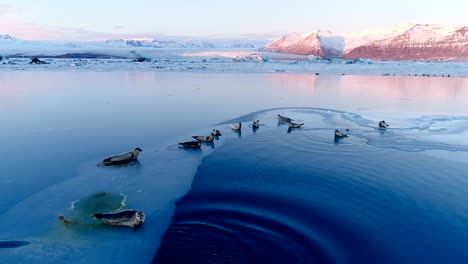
[282,33,323,56]
[261,31,344,58]
[343,24,468,60]
[2,24,467,61]
[104,39,216,49]
[260,33,304,53]
[262,24,468,61]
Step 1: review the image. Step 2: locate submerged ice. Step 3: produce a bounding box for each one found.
[0,132,217,263]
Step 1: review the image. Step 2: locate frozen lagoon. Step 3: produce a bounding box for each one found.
[1,71,468,263]
[2,55,468,77]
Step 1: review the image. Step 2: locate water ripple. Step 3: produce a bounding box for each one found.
[154,107,468,264]
[154,191,385,264]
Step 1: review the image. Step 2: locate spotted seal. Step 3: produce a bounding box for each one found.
[91,209,145,230]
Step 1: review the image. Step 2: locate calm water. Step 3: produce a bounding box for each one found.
[0,72,468,263]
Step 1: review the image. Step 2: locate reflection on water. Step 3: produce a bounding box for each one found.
[268,74,468,115]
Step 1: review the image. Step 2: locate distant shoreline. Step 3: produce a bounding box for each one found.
[0,55,467,77]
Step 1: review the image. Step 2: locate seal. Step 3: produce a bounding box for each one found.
[178,141,202,149]
[287,121,304,128]
[231,122,242,131]
[192,135,215,142]
[99,148,142,166]
[277,114,293,122]
[91,209,145,230]
[252,120,260,129]
[335,129,349,138]
[379,120,389,128]
[211,129,221,136]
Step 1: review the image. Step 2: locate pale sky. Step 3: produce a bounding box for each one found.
[1,0,467,40]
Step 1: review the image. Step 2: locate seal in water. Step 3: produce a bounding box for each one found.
[252,120,260,129]
[335,129,349,138]
[287,121,304,128]
[211,129,221,136]
[379,120,389,128]
[277,114,293,122]
[231,122,242,131]
[91,209,145,230]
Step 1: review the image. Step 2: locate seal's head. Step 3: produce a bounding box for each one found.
[134,147,143,153]
[212,129,221,136]
[135,211,145,223]
[58,215,71,224]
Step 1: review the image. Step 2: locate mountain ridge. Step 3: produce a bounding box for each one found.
[0,35,267,51]
[262,24,468,61]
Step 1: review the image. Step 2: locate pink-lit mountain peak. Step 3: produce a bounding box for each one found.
[262,24,468,61]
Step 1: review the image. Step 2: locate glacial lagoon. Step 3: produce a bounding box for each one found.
[1,71,468,263]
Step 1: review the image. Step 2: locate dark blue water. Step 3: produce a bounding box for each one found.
[2,72,468,263]
[154,109,468,264]
[0,241,30,248]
